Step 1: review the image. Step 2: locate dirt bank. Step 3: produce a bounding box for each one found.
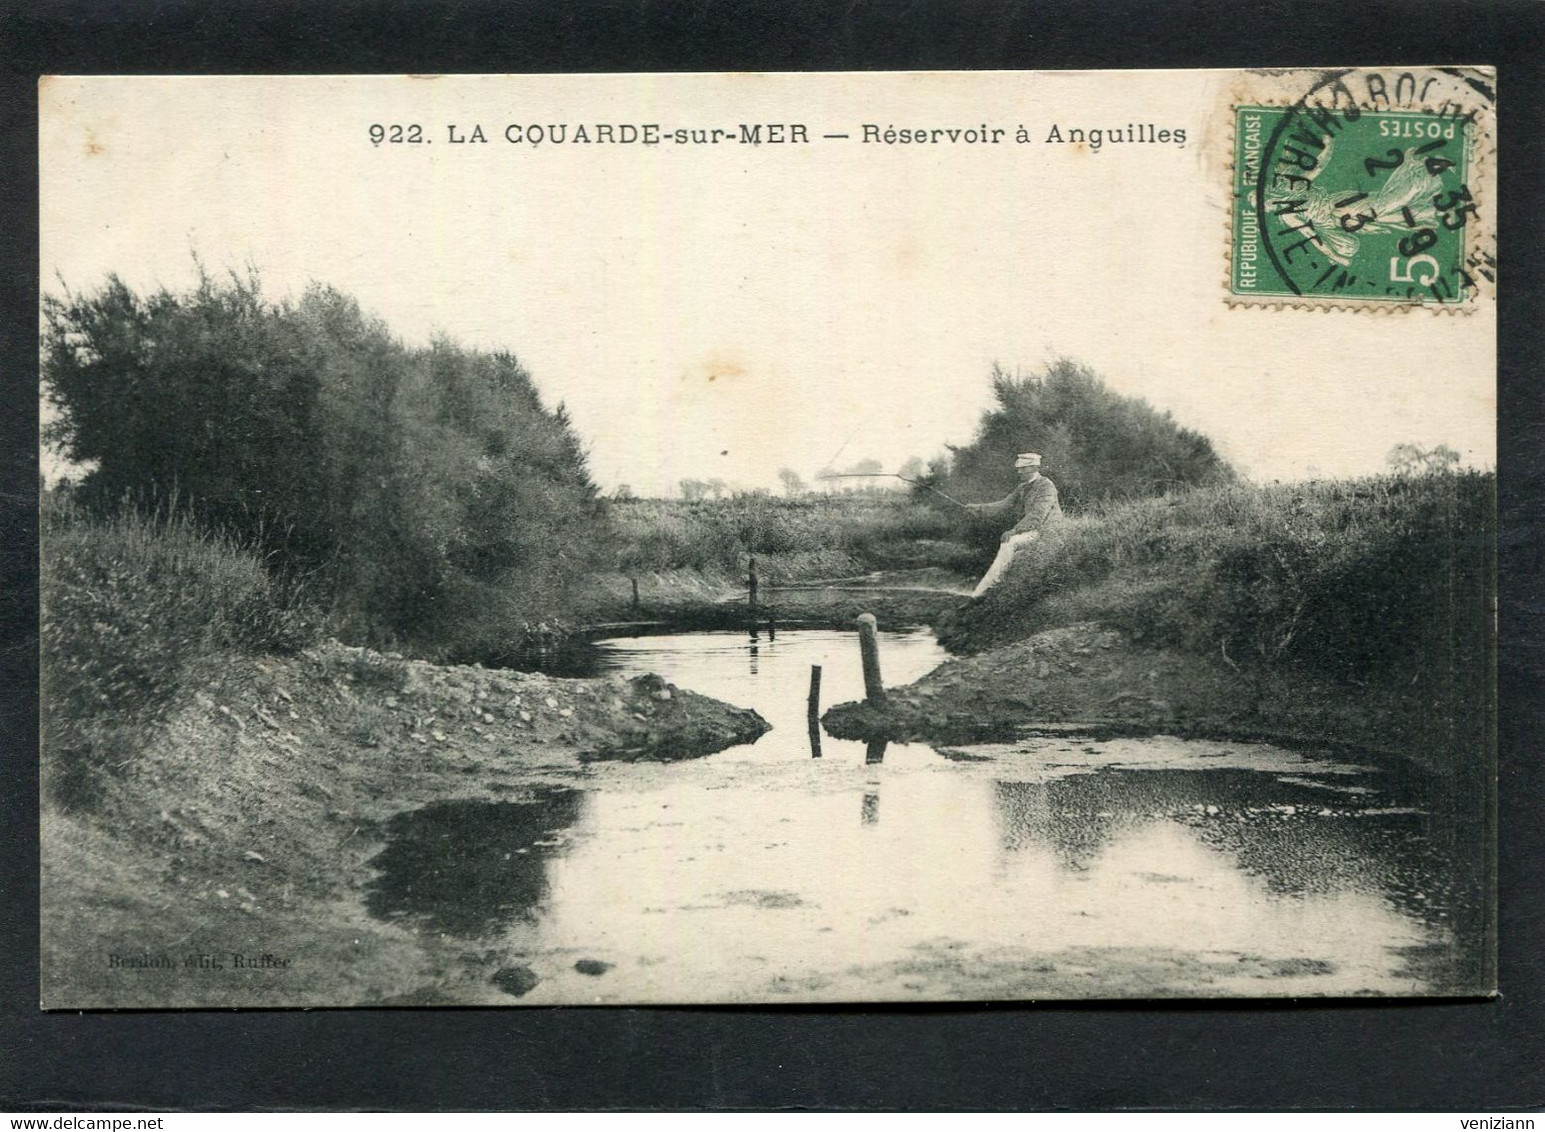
[40,640,768,1008]
[823,621,1446,761]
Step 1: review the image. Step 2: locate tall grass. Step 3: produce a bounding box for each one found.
[606,493,967,580]
[41,489,319,807]
[953,471,1496,752]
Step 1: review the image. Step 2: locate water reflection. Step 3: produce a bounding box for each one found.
[987,766,1468,895]
[861,791,881,826]
[365,788,586,938]
[996,779,1136,872]
[515,763,1461,1000]
[361,630,1486,1000]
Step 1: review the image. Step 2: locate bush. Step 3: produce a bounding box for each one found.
[941,358,1234,514]
[41,490,319,807]
[42,270,605,658]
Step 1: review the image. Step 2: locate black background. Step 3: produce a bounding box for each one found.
[3,0,1543,1112]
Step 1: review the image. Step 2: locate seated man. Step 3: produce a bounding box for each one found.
[964,452,1062,598]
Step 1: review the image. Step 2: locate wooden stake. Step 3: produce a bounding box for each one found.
[856,612,886,706]
[807,664,823,758]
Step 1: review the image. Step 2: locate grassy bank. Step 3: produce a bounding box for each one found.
[41,493,321,808]
[608,492,971,577]
[912,471,1496,762]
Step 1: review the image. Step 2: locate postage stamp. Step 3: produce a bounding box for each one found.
[1227,67,1496,310]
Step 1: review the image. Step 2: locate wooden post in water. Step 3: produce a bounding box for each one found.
[807,664,823,758]
[856,612,886,706]
[747,556,759,639]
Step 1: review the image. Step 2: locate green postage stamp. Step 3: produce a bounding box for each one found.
[1228,67,1495,309]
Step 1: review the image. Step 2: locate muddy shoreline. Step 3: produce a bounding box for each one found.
[822,621,1478,770]
[40,640,770,1008]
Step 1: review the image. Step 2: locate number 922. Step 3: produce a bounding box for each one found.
[370,124,425,146]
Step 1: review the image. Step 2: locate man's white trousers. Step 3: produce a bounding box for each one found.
[971,531,1040,598]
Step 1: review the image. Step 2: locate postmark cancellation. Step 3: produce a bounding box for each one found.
[1226,67,1496,311]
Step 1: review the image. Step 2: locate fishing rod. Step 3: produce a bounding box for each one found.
[821,469,964,506]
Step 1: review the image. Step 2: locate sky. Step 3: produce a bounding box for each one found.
[40,72,1495,495]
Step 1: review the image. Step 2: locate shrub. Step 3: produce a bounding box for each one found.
[42,270,605,658]
[941,358,1234,514]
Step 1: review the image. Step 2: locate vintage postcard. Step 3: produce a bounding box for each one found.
[39,69,1496,1007]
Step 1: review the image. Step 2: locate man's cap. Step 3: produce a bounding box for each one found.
[1014,452,1043,468]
